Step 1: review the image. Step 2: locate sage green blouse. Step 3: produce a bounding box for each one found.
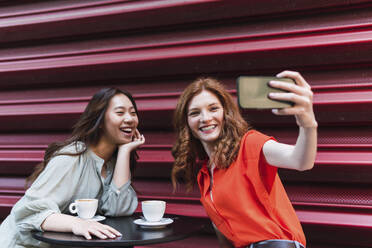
[0,142,138,248]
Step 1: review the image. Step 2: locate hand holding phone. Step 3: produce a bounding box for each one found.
[237,76,296,109]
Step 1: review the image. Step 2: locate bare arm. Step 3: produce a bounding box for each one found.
[112,129,145,188]
[41,213,121,239]
[263,71,317,171]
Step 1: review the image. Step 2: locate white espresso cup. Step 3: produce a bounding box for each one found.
[141,200,166,222]
[69,199,98,219]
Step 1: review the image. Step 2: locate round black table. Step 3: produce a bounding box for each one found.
[33,214,207,247]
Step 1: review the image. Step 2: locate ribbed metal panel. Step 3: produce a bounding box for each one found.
[1,0,372,247]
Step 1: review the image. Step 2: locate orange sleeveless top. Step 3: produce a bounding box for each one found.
[197,130,306,247]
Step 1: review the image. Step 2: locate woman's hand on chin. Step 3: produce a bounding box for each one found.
[119,129,145,153]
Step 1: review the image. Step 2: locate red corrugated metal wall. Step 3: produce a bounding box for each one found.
[1,0,372,247]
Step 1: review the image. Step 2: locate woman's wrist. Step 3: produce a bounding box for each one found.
[300,120,318,129]
[70,216,83,231]
[299,123,318,136]
[117,145,132,156]
[296,114,318,128]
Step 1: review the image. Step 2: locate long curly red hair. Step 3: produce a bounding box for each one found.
[171,77,251,191]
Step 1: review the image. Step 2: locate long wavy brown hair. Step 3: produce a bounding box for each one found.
[26,88,139,187]
[171,77,251,191]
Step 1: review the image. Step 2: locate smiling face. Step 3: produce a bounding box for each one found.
[187,90,224,153]
[101,93,139,146]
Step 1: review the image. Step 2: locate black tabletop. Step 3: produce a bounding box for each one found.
[33,213,207,247]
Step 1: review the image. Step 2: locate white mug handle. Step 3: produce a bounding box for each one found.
[69,202,78,214]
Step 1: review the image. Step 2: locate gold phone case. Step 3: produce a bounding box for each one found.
[237,76,295,109]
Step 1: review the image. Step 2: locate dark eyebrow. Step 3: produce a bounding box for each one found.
[113,106,135,110]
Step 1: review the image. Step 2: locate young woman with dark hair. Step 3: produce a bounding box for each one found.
[0,88,145,247]
[172,71,317,248]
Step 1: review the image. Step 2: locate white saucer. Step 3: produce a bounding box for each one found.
[82,215,106,222]
[133,217,173,228]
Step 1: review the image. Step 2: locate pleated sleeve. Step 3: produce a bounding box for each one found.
[100,179,138,216]
[12,154,81,232]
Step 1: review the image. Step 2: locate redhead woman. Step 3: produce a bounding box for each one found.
[0,88,145,248]
[172,71,317,248]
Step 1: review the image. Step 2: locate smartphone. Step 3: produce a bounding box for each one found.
[237,76,296,109]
